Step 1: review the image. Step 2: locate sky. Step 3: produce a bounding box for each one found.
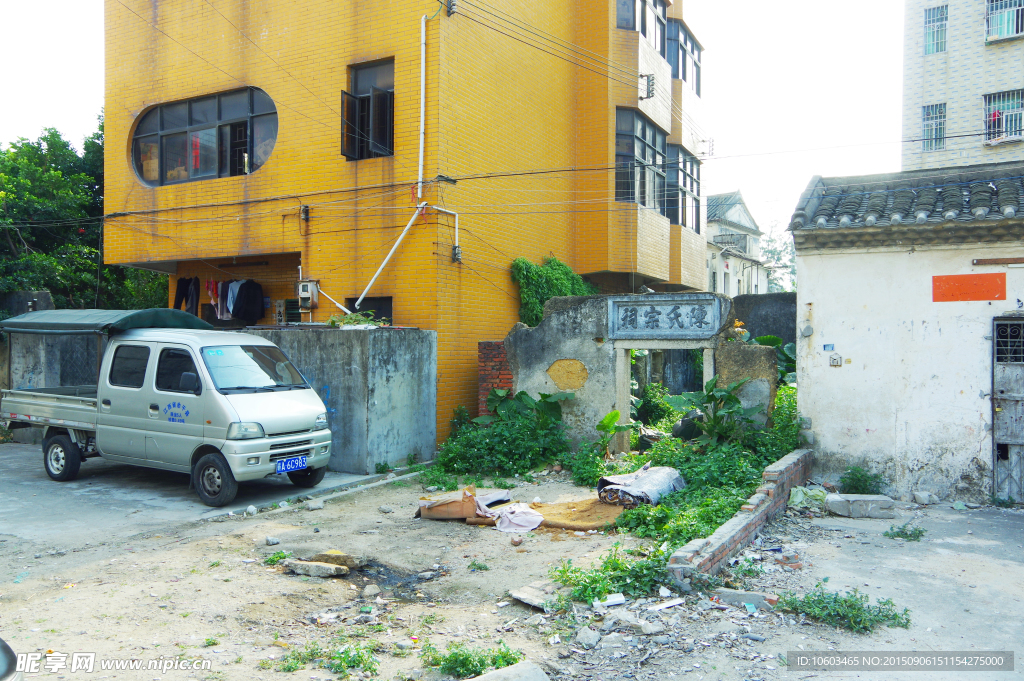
[0,0,904,238]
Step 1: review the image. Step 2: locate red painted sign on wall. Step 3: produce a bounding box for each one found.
[932,273,1006,302]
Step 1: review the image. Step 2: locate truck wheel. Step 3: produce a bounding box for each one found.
[288,466,327,488]
[193,452,239,507]
[43,435,82,482]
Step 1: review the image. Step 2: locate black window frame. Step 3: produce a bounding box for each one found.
[342,61,395,161]
[131,87,278,187]
[666,144,701,232]
[108,345,151,389]
[155,348,202,394]
[668,21,701,97]
[617,0,667,58]
[615,109,667,214]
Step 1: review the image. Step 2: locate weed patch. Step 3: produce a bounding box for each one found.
[839,465,885,495]
[778,580,911,633]
[420,641,523,679]
[883,523,926,541]
[264,551,291,566]
[468,560,490,572]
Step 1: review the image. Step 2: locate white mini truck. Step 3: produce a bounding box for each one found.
[0,309,332,506]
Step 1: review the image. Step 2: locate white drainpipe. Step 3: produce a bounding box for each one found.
[418,14,426,200]
[355,202,429,310]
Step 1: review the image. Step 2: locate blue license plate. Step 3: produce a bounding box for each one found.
[276,456,307,474]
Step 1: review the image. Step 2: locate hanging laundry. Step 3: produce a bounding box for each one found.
[232,280,266,326]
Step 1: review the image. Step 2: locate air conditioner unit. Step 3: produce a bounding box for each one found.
[297,280,319,311]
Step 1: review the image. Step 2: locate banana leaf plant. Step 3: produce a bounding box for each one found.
[664,376,762,446]
[473,388,575,428]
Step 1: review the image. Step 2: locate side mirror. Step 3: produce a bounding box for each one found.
[179,372,201,395]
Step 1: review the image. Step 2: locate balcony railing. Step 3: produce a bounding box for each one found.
[987,1,1024,41]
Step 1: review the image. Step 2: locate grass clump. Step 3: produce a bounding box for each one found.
[883,522,926,541]
[420,641,523,679]
[990,494,1017,508]
[551,544,669,601]
[839,465,885,495]
[778,580,911,633]
[203,638,219,647]
[468,560,490,572]
[436,411,569,478]
[273,641,379,675]
[264,551,291,566]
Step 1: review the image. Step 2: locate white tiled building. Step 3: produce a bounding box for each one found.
[705,192,769,297]
[903,0,1024,171]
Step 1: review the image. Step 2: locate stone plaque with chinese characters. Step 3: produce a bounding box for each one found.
[606,294,727,340]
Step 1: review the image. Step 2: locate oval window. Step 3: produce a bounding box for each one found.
[131,87,277,187]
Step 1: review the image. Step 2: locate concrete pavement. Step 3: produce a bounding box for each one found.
[0,442,376,547]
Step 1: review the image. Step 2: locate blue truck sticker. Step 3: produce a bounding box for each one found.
[163,401,190,423]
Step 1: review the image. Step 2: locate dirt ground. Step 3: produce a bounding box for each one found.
[2,473,1022,681]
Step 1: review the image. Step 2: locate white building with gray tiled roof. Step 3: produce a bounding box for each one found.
[903,0,1024,171]
[705,191,769,296]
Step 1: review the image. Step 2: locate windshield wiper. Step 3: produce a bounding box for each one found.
[219,386,277,393]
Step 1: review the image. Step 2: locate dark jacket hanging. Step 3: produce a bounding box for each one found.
[232,280,265,326]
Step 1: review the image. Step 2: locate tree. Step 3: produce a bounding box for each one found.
[759,222,796,292]
[0,117,167,310]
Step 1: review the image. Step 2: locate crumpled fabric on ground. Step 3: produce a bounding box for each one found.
[789,486,827,509]
[494,502,544,532]
[597,463,686,508]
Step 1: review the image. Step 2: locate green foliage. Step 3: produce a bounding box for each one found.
[492,478,515,489]
[374,462,393,474]
[666,376,761,446]
[778,581,911,633]
[745,386,800,463]
[203,638,219,647]
[551,544,669,601]
[326,310,390,327]
[437,389,573,478]
[322,643,379,674]
[420,641,524,679]
[636,383,674,426]
[450,405,472,436]
[264,551,291,566]
[761,224,797,292]
[990,494,1017,507]
[732,557,765,578]
[510,256,598,326]
[419,466,459,492]
[839,466,885,495]
[746,334,797,383]
[468,560,490,571]
[883,522,926,541]
[615,488,748,548]
[561,411,631,487]
[0,121,168,310]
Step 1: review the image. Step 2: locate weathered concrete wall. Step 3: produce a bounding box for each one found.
[0,291,54,316]
[796,245,1015,500]
[732,292,797,346]
[249,327,437,474]
[715,342,778,424]
[505,296,616,447]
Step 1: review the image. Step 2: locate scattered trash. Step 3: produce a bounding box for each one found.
[597,463,685,508]
[416,486,512,520]
[646,598,684,612]
[600,593,627,607]
[510,580,558,610]
[952,501,967,510]
[495,503,544,532]
[511,537,524,547]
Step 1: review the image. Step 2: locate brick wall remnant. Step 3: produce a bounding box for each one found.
[478,341,512,416]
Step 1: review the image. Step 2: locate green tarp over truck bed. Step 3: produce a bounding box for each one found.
[0,309,215,335]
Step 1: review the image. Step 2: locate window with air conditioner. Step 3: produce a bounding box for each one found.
[341,61,395,160]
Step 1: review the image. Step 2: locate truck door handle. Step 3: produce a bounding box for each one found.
[149,404,159,411]
[102,399,111,406]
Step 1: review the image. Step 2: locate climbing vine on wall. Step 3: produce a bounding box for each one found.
[510,257,598,326]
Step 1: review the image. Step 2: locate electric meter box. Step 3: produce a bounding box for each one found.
[297,280,319,311]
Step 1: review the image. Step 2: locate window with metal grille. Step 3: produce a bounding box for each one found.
[341,61,395,160]
[925,6,948,54]
[922,104,946,151]
[996,322,1024,363]
[985,90,1024,140]
[615,109,667,213]
[987,0,1024,39]
[665,144,701,232]
[131,88,278,187]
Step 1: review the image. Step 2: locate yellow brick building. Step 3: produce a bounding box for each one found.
[103,0,709,445]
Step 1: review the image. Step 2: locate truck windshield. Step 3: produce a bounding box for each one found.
[201,345,308,392]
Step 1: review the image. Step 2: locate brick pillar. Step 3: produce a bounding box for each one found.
[478,341,513,416]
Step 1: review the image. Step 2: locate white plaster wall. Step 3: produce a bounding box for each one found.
[903,0,1024,170]
[797,243,1024,499]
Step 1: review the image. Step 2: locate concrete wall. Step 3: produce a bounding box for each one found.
[249,327,437,474]
[505,297,617,447]
[715,342,777,424]
[797,243,1022,500]
[0,291,54,316]
[732,292,797,345]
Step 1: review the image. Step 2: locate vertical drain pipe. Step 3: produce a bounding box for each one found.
[418,14,426,200]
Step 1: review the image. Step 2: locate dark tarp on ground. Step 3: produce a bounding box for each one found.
[0,309,215,335]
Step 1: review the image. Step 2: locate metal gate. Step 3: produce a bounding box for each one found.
[993,318,1024,501]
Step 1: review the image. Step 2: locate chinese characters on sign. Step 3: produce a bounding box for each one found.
[608,295,723,340]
